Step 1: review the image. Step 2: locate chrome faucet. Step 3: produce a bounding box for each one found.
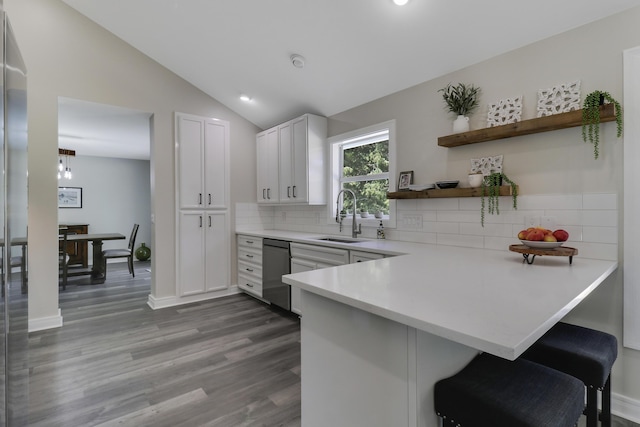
[335,189,362,238]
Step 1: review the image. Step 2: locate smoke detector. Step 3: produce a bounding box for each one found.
[290,54,305,69]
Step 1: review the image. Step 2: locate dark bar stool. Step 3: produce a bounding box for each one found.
[434,352,585,427]
[522,322,618,427]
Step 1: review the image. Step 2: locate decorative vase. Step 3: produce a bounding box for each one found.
[374,211,383,219]
[135,243,151,261]
[360,211,369,218]
[468,174,483,188]
[453,115,470,133]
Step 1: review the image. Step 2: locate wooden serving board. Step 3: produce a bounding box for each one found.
[509,244,578,265]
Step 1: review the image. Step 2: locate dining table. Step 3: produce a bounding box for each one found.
[64,233,125,284]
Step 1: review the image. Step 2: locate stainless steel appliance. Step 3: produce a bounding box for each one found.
[262,239,291,310]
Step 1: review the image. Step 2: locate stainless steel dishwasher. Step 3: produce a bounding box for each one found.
[262,238,291,310]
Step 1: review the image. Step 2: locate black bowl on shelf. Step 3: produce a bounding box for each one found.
[436,180,459,189]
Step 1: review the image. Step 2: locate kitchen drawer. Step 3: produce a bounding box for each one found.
[238,260,262,281]
[290,242,349,266]
[237,235,262,250]
[238,247,262,265]
[238,272,262,297]
[350,250,384,264]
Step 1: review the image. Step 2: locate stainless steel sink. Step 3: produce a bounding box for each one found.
[314,237,364,244]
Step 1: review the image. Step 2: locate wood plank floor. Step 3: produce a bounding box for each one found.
[29,262,301,426]
[28,262,640,427]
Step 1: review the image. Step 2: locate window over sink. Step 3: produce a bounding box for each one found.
[328,120,396,227]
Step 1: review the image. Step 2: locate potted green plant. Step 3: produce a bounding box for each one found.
[582,90,623,159]
[480,172,518,227]
[438,83,481,133]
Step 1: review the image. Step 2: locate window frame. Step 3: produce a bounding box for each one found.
[327,120,397,229]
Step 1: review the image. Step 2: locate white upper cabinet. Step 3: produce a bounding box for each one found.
[176,113,229,210]
[256,113,327,205]
[257,127,279,203]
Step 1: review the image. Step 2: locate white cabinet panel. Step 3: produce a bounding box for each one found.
[204,121,228,209]
[257,128,279,203]
[256,114,326,205]
[176,113,229,210]
[177,211,206,295]
[205,212,229,292]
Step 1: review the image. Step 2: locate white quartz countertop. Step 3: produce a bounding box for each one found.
[236,229,618,360]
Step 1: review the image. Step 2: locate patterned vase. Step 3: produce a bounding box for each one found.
[135,243,151,261]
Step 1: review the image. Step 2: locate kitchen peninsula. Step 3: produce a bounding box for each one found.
[268,233,618,427]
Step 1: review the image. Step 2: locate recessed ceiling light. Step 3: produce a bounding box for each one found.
[240,94,252,102]
[290,54,305,69]
[393,0,409,5]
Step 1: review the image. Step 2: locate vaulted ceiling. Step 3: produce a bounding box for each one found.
[59,0,639,158]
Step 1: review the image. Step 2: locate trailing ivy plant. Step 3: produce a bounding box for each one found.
[438,83,481,116]
[582,90,623,159]
[480,172,518,227]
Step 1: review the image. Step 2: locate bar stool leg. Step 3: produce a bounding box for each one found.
[586,386,598,427]
[601,375,612,427]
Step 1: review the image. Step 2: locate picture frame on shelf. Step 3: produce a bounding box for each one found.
[398,171,414,191]
[58,187,82,208]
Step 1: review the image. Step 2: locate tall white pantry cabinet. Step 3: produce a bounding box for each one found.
[175,113,230,297]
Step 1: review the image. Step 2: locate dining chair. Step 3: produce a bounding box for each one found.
[103,224,139,279]
[58,231,71,290]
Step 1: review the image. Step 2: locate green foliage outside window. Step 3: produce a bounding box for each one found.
[340,141,389,214]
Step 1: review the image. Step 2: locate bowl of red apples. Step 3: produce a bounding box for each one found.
[518,227,569,249]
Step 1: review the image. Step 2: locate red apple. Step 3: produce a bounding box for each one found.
[517,230,528,240]
[553,229,569,242]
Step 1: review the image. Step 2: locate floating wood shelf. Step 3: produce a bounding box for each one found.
[438,104,616,148]
[387,185,517,199]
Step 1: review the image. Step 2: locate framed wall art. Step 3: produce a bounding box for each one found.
[58,187,82,208]
[398,171,414,190]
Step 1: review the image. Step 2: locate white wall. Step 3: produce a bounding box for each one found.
[5,0,260,327]
[58,155,151,261]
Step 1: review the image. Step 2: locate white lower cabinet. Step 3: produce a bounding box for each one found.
[237,234,263,298]
[178,211,229,296]
[350,250,385,263]
[290,243,349,315]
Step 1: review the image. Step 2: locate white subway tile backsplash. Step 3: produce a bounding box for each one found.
[236,192,618,261]
[583,193,617,210]
[517,194,582,210]
[583,210,618,227]
[583,226,618,244]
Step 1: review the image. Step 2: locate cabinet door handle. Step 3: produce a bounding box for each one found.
[199,216,203,227]
[208,194,212,205]
[293,185,297,198]
[246,283,254,288]
[246,254,254,258]
[209,215,212,227]
[267,188,271,199]
[287,186,291,198]
[198,193,202,205]
[246,268,254,273]
[263,189,266,200]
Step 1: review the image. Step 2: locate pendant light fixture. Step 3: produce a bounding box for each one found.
[58,148,75,180]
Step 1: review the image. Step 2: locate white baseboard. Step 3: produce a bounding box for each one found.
[147,286,240,310]
[613,392,640,424]
[28,309,63,332]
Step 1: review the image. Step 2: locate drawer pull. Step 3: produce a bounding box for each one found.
[246,240,254,244]
[246,268,254,273]
[246,254,254,259]
[246,283,254,288]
